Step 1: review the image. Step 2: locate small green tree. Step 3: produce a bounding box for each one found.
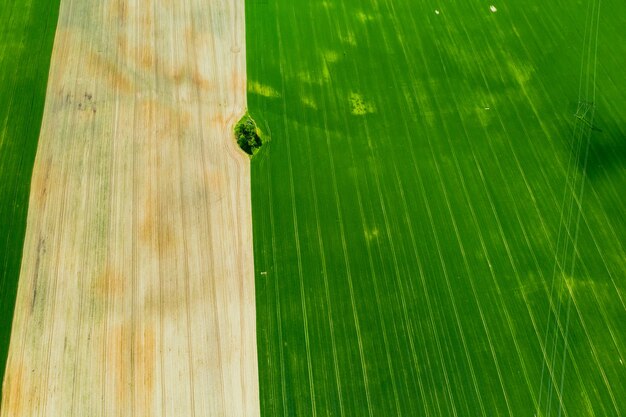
[234,113,262,155]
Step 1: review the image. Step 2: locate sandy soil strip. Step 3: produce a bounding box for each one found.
[1,0,258,415]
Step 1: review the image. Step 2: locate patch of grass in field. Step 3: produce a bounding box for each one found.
[247,0,626,415]
[0,0,61,392]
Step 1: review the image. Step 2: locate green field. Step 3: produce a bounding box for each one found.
[247,0,626,415]
[0,0,60,392]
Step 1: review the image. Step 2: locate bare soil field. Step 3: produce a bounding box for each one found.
[1,0,258,415]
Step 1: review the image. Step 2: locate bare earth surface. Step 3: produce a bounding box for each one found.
[1,0,259,415]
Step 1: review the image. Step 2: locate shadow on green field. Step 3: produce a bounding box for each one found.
[582,115,626,178]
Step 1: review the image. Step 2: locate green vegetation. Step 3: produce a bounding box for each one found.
[235,113,263,155]
[247,0,626,416]
[0,0,61,393]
